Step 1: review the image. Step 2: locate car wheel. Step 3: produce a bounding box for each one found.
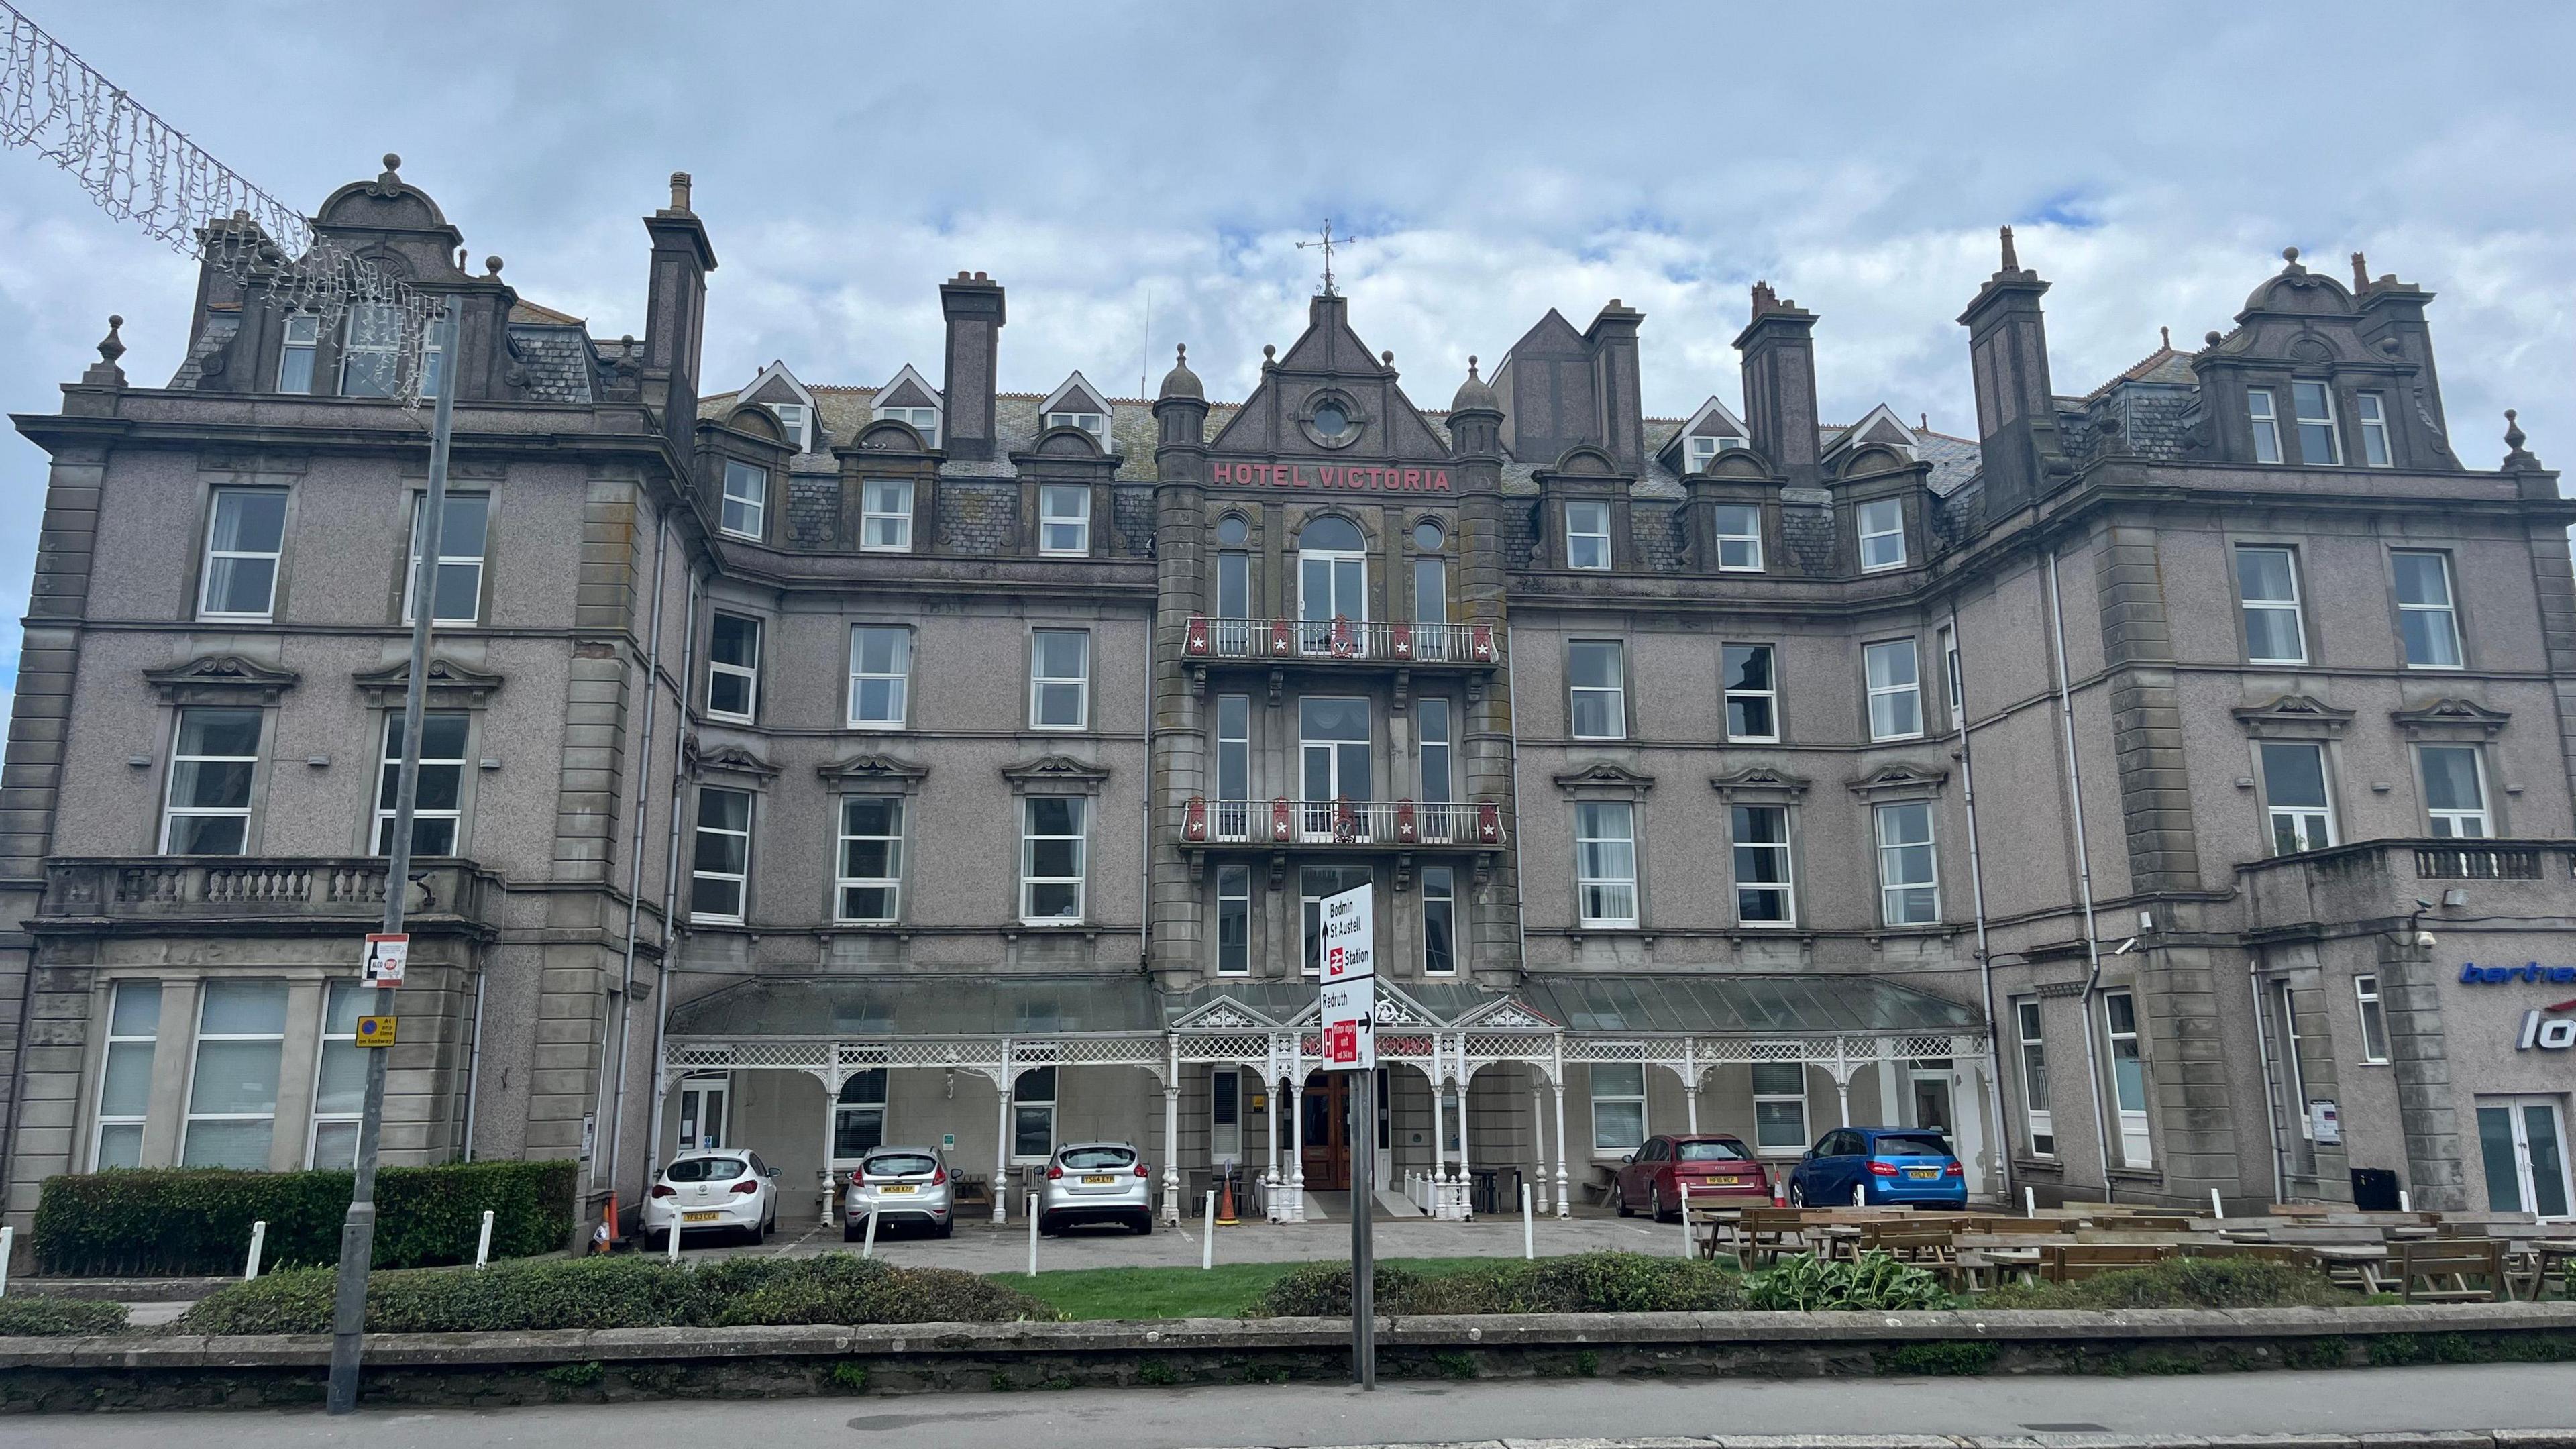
[1134,1213,1155,1236]
[1612,1181,1631,1218]
[1036,1214,1057,1237]
[935,1216,955,1239]
[1787,1180,1805,1208]
[1648,1185,1664,1223]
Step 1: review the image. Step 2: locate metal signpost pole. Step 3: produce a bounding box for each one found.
[1350,1066,1374,1389]
[327,305,460,1415]
[1318,879,1377,1390]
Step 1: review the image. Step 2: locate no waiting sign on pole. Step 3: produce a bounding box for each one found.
[363,933,409,988]
[1316,880,1377,1390]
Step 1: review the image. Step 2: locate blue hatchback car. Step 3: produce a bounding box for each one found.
[1787,1126,1967,1208]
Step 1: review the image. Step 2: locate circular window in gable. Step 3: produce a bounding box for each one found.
[1298,392,1367,450]
[1412,519,1444,551]
[1216,513,1249,546]
[1313,402,1350,439]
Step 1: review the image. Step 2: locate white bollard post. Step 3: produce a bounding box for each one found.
[244,1220,267,1280]
[1853,1181,1866,1208]
[476,1209,495,1269]
[2210,1187,2225,1221]
[666,1216,681,1263]
[1027,1192,1040,1277]
[1678,1184,1693,1258]
[0,1224,11,1297]
[2024,1185,2037,1218]
[1521,1182,1535,1260]
[2399,1189,2412,1213]
[1202,1190,1217,1271]
[862,1201,880,1259]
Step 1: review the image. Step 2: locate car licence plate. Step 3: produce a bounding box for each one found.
[683,1210,719,1222]
[1082,1174,1116,1185]
[880,1184,916,1194]
[1905,1167,1940,1180]
[1703,1176,1741,1187]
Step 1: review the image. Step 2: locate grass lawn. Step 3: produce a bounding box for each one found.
[1002,1256,1532,1321]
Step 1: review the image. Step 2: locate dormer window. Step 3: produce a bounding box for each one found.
[1686,435,1743,471]
[2292,381,2340,464]
[720,461,767,541]
[339,303,405,398]
[277,315,320,393]
[2247,388,2284,464]
[1046,411,1108,445]
[2356,394,2392,467]
[877,405,939,445]
[1039,484,1091,556]
[1565,501,1611,570]
[1857,498,1905,572]
[771,402,811,451]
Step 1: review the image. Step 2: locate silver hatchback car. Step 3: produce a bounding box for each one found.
[844,1145,955,1239]
[1037,1141,1155,1235]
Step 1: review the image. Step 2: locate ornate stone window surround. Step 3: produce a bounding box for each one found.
[350,657,505,858]
[1845,764,1951,937]
[1554,763,1653,936]
[1001,755,1110,936]
[818,753,928,933]
[144,655,299,856]
[1712,767,1811,932]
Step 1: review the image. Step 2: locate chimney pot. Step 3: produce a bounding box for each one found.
[668,171,692,213]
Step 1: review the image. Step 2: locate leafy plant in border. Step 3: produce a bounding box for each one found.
[1749,1251,1947,1311]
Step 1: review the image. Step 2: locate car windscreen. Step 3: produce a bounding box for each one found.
[1676,1140,1752,1162]
[1061,1146,1136,1171]
[1871,1134,1953,1159]
[665,1157,747,1183]
[865,1154,938,1177]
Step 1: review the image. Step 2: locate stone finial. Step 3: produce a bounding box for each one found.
[2204,330,2224,347]
[97,315,125,366]
[1999,225,2019,272]
[79,314,128,389]
[1262,343,1276,362]
[1467,355,1479,379]
[2281,245,2303,272]
[669,171,693,213]
[2351,251,2370,290]
[366,152,408,199]
[2502,409,2540,471]
[1381,350,1394,366]
[484,255,504,278]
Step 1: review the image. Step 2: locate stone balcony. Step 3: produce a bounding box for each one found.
[2237,837,2576,939]
[36,857,503,937]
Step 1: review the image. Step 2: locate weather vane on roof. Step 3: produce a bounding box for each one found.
[1298,218,1357,297]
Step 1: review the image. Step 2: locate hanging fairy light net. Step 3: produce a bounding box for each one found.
[1,1,438,405]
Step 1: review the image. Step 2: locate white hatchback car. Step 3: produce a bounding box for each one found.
[644,1149,780,1246]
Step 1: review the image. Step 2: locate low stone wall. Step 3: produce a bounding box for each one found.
[4,1303,2575,1412]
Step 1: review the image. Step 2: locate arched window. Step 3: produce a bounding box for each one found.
[1297,515,1367,653]
[834,1069,888,1158]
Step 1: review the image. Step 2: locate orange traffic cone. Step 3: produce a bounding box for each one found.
[594,1194,620,1253]
[1215,1171,1239,1226]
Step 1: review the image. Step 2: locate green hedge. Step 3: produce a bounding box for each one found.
[34,1160,578,1277]
[177,1254,1055,1335]
[0,1297,130,1336]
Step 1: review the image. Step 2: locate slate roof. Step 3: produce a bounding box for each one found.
[506,325,595,404]
[168,313,239,390]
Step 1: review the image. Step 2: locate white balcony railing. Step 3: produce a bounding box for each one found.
[1179,797,1506,849]
[1183,616,1498,665]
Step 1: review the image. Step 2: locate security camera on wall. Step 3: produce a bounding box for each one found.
[2416,930,2439,949]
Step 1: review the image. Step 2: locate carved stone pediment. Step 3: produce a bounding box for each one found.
[2392,697,2510,741]
[1551,761,1656,794]
[1844,762,1952,800]
[2231,692,2357,739]
[146,654,300,704]
[351,657,504,708]
[1002,755,1111,792]
[1711,765,1812,800]
[687,740,778,782]
[1171,996,1278,1032]
[818,752,929,786]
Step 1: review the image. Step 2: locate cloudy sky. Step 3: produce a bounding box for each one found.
[3,1,2570,692]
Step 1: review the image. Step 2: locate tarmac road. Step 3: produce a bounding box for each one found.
[8,1362,2574,1448]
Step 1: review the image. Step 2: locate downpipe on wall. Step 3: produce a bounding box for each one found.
[2247,951,2290,1203]
[2045,549,2117,1203]
[1948,603,2012,1205]
[601,513,673,1212]
[642,565,700,1193]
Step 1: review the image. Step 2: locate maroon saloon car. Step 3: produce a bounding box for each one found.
[1611,1134,1772,1221]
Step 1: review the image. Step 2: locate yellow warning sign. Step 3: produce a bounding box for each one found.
[354,1014,398,1047]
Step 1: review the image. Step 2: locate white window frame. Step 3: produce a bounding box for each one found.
[2394,549,2463,669]
[859,478,915,553]
[2418,743,2491,839]
[1215,863,1252,976]
[1575,800,1638,929]
[2247,387,2284,463]
[1038,484,1092,556]
[1940,625,1963,718]
[1010,1067,1056,1161]
[2355,392,2392,466]
[1713,503,1763,572]
[1864,637,1923,742]
[690,786,753,924]
[1210,1067,1243,1163]
[338,301,405,398]
[374,710,468,857]
[2292,379,2341,464]
[2104,990,2153,1167]
[833,1070,887,1160]
[1020,796,1087,925]
[1215,694,1251,839]
[1856,497,1906,572]
[2259,740,2337,855]
[835,796,904,925]
[1688,434,1743,471]
[2354,973,2392,1065]
[720,460,767,541]
[1589,1063,1646,1154]
[403,492,489,626]
[770,402,811,451]
[1750,1060,1809,1155]
[847,625,912,729]
[877,405,939,447]
[1422,864,1458,976]
[1029,629,1091,730]
[1874,800,1940,926]
[1564,500,1611,570]
[1044,410,1108,445]
[2014,998,2055,1156]
[1567,639,1627,741]
[307,979,366,1169]
[2235,545,2308,665]
[90,980,161,1171]
[1730,803,1795,926]
[198,487,289,622]
[161,706,262,855]
[180,979,286,1169]
[276,313,321,393]
[1723,643,1777,743]
[707,613,762,722]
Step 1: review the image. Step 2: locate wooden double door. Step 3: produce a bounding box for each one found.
[1297,1069,1390,1191]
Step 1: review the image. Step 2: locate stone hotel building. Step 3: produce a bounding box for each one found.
[3,156,2572,1242]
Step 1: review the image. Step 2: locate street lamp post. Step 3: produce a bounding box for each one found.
[327,303,461,1415]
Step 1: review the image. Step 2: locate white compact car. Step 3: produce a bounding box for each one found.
[644,1149,780,1246]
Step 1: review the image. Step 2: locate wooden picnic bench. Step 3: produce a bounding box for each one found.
[2042,1242,2174,1283]
[2392,1238,2513,1303]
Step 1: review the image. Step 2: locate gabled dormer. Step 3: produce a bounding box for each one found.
[739,360,820,451]
[1657,395,1752,476]
[1822,403,1919,468]
[2187,247,2455,472]
[871,363,943,448]
[1038,371,1116,450]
